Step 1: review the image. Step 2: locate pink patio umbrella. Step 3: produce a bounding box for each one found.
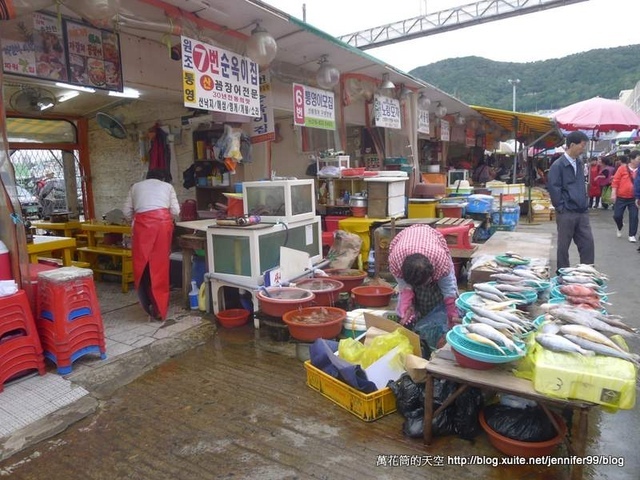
[553,97,640,135]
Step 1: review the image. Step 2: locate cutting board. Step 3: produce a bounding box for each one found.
[280,246,310,281]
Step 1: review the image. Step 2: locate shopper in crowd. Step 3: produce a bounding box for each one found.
[610,151,639,243]
[596,157,615,209]
[123,169,180,321]
[472,158,492,184]
[388,224,459,358]
[634,156,640,252]
[547,131,594,270]
[587,158,602,208]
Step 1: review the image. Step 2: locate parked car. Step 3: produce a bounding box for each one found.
[16,185,42,219]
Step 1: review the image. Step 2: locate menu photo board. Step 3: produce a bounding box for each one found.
[65,19,123,91]
[2,12,68,81]
[181,36,260,118]
[1,11,123,91]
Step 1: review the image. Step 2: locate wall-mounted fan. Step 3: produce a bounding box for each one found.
[96,112,128,139]
[9,86,57,114]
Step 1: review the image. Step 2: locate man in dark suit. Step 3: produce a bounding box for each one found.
[547,131,593,270]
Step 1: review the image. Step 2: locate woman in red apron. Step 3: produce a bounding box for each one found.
[123,169,181,320]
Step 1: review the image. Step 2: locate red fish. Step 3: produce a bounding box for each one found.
[559,284,599,298]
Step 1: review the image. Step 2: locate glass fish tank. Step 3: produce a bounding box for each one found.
[207,217,322,283]
[242,179,315,223]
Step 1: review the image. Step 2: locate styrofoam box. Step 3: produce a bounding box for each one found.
[368,196,406,218]
[365,177,408,198]
[533,348,636,409]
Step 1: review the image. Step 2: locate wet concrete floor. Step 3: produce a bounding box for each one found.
[0,208,637,480]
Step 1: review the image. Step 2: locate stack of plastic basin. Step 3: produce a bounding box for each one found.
[0,290,46,392]
[36,267,106,374]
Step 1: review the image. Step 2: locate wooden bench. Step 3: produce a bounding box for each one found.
[77,246,133,293]
[37,257,92,269]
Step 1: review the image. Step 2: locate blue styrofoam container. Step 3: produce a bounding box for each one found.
[466,194,494,214]
[491,205,520,227]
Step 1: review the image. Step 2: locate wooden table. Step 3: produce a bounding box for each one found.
[424,346,594,480]
[78,222,133,293]
[32,220,82,238]
[27,235,76,266]
[80,221,132,247]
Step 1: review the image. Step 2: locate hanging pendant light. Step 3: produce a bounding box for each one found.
[435,102,447,118]
[316,55,340,89]
[418,93,431,109]
[379,73,395,91]
[455,114,466,126]
[397,84,412,100]
[246,22,277,68]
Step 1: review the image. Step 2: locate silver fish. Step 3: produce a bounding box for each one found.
[560,275,601,285]
[466,323,524,353]
[512,269,543,280]
[562,335,640,366]
[541,322,561,335]
[547,308,635,337]
[490,273,525,283]
[535,334,595,356]
[474,282,509,300]
[494,283,537,293]
[476,290,509,303]
[558,324,627,353]
[573,264,609,279]
[467,313,523,334]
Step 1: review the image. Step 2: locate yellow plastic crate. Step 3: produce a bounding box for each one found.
[304,360,397,421]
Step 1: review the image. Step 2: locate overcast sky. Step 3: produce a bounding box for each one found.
[264,0,640,72]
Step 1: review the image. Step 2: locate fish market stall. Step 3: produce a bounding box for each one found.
[428,231,637,480]
[423,346,594,480]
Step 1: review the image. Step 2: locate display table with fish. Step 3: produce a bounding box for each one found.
[423,345,595,480]
[468,231,553,286]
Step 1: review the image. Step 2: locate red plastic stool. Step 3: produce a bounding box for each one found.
[27,263,58,319]
[437,224,474,250]
[0,291,45,392]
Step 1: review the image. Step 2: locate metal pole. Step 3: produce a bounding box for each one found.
[508,78,520,112]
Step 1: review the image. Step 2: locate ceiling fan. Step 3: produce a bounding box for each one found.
[96,112,128,139]
[9,86,57,114]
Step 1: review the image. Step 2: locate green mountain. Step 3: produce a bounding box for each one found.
[409,44,640,112]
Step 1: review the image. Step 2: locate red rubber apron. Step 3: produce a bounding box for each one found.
[132,209,173,320]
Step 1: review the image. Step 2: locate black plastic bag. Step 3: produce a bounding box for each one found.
[388,373,424,416]
[454,387,483,440]
[484,404,558,442]
[430,379,458,437]
[402,408,424,438]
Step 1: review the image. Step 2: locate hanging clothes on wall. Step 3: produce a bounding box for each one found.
[148,123,172,181]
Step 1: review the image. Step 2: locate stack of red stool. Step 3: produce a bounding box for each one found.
[0,290,46,392]
[36,267,107,375]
